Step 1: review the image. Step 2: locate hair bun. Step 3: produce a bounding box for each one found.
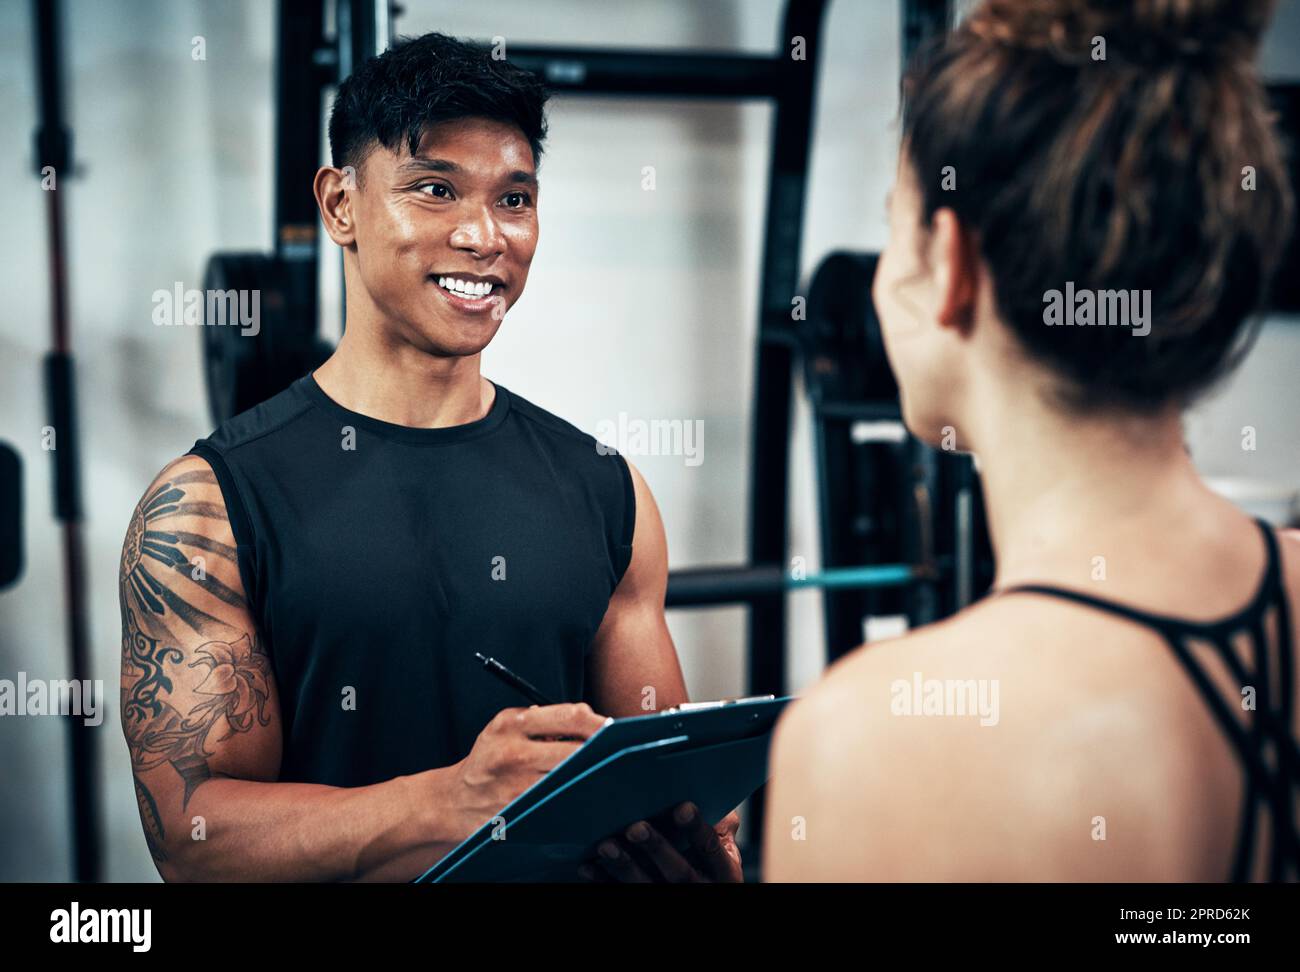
[969,0,1276,65]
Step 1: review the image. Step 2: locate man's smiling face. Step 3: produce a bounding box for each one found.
[349,116,540,357]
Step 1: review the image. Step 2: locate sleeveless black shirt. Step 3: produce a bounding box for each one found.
[188,374,634,788]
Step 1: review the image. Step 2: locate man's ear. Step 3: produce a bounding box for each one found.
[929,207,978,334]
[315,166,356,246]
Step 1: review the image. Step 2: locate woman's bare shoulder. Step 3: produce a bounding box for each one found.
[763,597,1223,881]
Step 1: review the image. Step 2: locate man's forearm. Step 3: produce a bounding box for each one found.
[155,766,465,882]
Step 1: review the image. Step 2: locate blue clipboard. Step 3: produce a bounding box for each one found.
[413,695,792,883]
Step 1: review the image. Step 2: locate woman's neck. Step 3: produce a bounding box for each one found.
[966,383,1205,590]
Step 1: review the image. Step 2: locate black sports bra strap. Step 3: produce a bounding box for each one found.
[1266,520,1296,725]
[993,516,1300,880]
[995,582,1179,629]
[1259,522,1299,878]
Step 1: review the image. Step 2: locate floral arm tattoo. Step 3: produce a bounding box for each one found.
[119,461,272,863]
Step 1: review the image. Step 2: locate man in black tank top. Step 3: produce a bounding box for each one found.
[117,33,740,883]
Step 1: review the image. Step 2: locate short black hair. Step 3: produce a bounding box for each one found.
[328,31,549,178]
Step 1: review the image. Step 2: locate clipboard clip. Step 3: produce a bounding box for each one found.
[660,694,776,714]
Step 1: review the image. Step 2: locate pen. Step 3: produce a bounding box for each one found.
[474,652,556,706]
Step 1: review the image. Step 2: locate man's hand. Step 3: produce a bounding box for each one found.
[581,804,743,883]
[448,703,609,839]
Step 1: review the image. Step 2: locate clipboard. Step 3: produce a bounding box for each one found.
[413,695,792,883]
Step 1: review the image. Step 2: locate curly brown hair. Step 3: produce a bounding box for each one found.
[901,0,1293,411]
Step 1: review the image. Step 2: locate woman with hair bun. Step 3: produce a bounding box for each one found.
[764,0,1299,882]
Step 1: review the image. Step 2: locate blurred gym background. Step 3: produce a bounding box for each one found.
[2,0,1300,882]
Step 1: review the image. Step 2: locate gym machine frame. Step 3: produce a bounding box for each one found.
[503,1,833,709]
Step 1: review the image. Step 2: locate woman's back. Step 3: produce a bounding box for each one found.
[764,490,1300,881]
[985,498,1300,881]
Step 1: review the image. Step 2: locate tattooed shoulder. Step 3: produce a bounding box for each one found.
[119,455,277,864]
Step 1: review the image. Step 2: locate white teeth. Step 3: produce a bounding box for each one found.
[437,277,495,298]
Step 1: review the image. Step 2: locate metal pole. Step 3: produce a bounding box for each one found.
[747,0,827,701]
[744,0,829,855]
[32,0,101,883]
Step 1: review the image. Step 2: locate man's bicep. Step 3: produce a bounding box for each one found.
[586,460,687,716]
[119,455,281,863]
